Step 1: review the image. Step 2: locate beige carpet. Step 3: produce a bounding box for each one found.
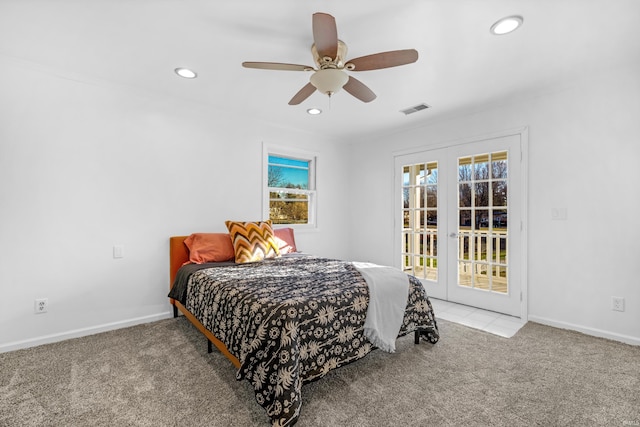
[1,317,638,426]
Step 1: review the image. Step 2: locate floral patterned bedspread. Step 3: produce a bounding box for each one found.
[180,255,439,426]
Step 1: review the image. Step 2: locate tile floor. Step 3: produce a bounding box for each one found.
[430,298,527,338]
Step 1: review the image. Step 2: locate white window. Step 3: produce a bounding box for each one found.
[263,145,317,227]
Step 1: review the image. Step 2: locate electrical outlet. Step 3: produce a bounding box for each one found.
[612,296,625,312]
[34,298,48,314]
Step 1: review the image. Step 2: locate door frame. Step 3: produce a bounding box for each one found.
[393,127,529,320]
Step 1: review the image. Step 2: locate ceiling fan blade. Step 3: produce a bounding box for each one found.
[288,83,317,105]
[346,49,418,71]
[312,13,338,59]
[343,76,376,103]
[242,62,314,71]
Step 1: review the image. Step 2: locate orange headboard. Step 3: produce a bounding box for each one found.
[170,236,190,286]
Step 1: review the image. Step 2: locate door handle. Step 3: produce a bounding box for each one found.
[449,232,458,238]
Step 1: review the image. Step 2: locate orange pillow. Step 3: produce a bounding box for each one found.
[225,220,280,263]
[274,227,297,254]
[184,233,235,264]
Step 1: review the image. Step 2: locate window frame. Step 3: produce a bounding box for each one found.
[262,143,318,229]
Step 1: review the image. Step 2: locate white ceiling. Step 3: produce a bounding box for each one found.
[2,0,639,141]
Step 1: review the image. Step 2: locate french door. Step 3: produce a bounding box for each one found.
[394,132,525,317]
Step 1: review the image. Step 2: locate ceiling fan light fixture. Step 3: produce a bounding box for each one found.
[174,67,197,79]
[309,69,349,96]
[490,15,523,35]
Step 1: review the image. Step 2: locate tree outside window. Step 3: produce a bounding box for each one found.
[266,153,316,226]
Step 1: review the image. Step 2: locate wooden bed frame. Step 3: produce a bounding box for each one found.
[169,236,240,368]
[170,235,423,371]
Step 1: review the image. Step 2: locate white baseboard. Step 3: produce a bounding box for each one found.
[528,315,640,346]
[4,312,636,353]
[0,311,173,353]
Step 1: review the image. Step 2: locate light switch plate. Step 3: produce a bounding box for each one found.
[113,245,124,259]
[551,208,567,220]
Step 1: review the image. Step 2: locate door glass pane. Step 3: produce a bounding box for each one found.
[459,183,472,207]
[491,266,508,293]
[474,210,489,230]
[475,264,490,289]
[474,182,489,207]
[473,234,487,262]
[459,210,472,229]
[492,181,508,206]
[401,161,438,282]
[418,164,426,181]
[403,166,411,185]
[460,233,471,260]
[457,152,509,293]
[493,209,508,230]
[473,154,489,180]
[426,185,438,207]
[458,157,472,181]
[497,235,507,264]
[459,262,472,287]
[491,151,508,179]
[414,255,424,279]
[426,210,437,229]
[418,187,426,208]
[425,233,437,256]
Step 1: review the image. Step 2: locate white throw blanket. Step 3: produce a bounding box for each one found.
[352,262,410,353]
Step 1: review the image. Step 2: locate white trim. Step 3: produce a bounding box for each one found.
[519,128,529,322]
[528,316,640,346]
[0,311,172,354]
[392,126,529,157]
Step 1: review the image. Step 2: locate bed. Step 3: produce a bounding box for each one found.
[168,231,439,426]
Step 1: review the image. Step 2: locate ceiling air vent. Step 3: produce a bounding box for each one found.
[400,103,431,115]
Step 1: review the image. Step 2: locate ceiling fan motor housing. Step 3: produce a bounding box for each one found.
[312,40,349,70]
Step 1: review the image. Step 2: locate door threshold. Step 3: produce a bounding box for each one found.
[430,298,526,338]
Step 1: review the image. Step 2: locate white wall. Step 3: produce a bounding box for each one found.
[346,63,640,344]
[2,58,638,351]
[0,60,350,351]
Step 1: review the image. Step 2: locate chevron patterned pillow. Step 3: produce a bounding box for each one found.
[225,220,280,263]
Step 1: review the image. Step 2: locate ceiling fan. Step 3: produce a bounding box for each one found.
[242,12,418,105]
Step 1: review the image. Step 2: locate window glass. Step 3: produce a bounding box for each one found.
[265,151,316,226]
[268,156,309,190]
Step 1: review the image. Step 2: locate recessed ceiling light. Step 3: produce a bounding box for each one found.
[307,108,322,115]
[490,15,523,35]
[175,67,197,79]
